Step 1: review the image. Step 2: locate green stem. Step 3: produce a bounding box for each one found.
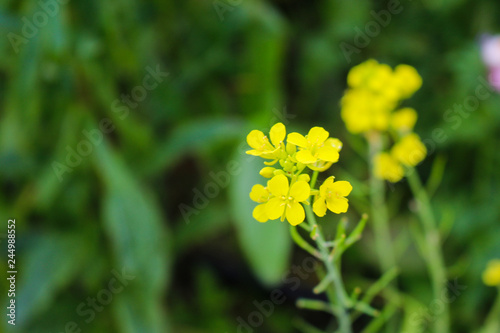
[368,135,396,273]
[290,225,321,259]
[296,298,338,315]
[481,288,500,333]
[304,171,352,333]
[310,169,319,189]
[367,134,399,333]
[407,169,450,333]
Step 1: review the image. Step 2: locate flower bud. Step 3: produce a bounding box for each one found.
[298,174,310,182]
[259,167,276,178]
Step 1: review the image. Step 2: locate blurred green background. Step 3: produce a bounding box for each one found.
[0,0,499,332]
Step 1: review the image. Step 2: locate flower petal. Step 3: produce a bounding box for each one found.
[298,174,310,183]
[391,108,417,132]
[326,197,349,214]
[330,181,353,197]
[246,130,266,149]
[289,181,311,202]
[270,122,286,147]
[263,159,278,166]
[313,198,327,217]
[391,133,427,167]
[296,150,317,164]
[250,184,269,203]
[317,146,340,162]
[267,174,289,197]
[307,127,329,144]
[319,176,335,197]
[252,204,269,222]
[286,202,305,226]
[374,152,404,183]
[286,142,296,155]
[287,133,308,147]
[325,138,343,151]
[265,197,285,220]
[246,149,262,156]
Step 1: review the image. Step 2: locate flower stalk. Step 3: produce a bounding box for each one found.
[481,288,500,333]
[304,171,352,333]
[407,169,450,333]
[368,133,396,273]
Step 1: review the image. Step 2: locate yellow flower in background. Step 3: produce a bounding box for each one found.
[250,184,272,222]
[346,59,401,100]
[246,122,286,160]
[391,133,427,167]
[374,153,404,183]
[391,108,417,133]
[347,59,381,88]
[341,60,422,135]
[287,127,340,169]
[483,259,500,286]
[348,60,392,93]
[313,176,352,216]
[341,89,393,133]
[393,64,422,98]
[265,174,310,226]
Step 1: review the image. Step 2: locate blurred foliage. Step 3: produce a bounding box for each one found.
[0,0,499,332]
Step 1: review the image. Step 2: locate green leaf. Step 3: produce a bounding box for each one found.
[174,203,231,254]
[16,233,88,327]
[344,213,368,248]
[290,225,321,259]
[142,118,246,176]
[426,155,447,197]
[93,137,171,333]
[229,150,291,286]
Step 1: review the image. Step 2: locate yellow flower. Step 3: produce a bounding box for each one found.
[341,89,393,134]
[249,184,272,223]
[374,152,404,183]
[313,176,352,216]
[347,59,379,88]
[287,127,340,170]
[483,259,500,286]
[391,108,417,133]
[341,60,423,134]
[246,123,286,160]
[265,174,310,226]
[391,133,427,167]
[347,60,400,99]
[393,64,422,98]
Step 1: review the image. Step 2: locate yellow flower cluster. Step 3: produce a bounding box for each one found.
[341,60,421,134]
[341,59,427,183]
[247,123,352,226]
[483,259,500,287]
